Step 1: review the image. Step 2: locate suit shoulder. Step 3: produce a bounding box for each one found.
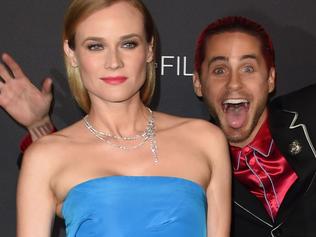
[271,83,316,110]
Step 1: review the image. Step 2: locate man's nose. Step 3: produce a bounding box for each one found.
[226,71,242,90]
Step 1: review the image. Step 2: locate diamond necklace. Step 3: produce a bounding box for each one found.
[83,108,158,163]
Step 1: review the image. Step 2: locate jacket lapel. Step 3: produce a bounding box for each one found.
[269,107,316,223]
[233,107,316,226]
[269,108,316,182]
[233,176,273,227]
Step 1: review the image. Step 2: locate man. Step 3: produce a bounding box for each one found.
[193,16,316,236]
[1,16,316,236]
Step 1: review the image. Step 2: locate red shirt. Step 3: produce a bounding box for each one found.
[230,119,298,221]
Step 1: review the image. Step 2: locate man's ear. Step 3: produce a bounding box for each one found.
[193,72,203,97]
[64,40,78,67]
[268,67,276,93]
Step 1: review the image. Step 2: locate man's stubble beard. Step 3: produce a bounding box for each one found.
[205,98,267,146]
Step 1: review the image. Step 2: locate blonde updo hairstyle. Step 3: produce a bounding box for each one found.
[63,0,157,112]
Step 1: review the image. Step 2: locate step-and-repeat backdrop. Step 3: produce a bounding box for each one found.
[1,1,316,236]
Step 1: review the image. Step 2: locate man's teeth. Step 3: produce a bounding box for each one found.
[223,99,248,104]
[223,99,249,112]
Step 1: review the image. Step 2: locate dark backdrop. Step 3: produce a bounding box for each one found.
[1,0,315,236]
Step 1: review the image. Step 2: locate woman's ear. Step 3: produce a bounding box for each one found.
[64,40,78,67]
[146,38,154,63]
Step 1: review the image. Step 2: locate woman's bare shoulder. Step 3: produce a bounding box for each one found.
[22,119,85,169]
[155,112,228,159]
[155,111,223,135]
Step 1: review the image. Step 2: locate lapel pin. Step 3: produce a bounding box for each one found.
[289,140,302,155]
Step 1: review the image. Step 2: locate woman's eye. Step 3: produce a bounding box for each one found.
[122,41,138,49]
[87,43,103,51]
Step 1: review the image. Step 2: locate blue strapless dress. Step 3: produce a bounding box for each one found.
[62,176,206,237]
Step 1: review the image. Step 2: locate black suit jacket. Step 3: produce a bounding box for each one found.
[232,84,316,237]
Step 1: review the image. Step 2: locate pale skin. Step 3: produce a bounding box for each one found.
[0,53,53,141]
[17,2,231,237]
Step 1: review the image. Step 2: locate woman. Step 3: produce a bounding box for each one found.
[17,0,231,236]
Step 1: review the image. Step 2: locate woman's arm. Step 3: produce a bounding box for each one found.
[206,127,231,237]
[17,141,56,237]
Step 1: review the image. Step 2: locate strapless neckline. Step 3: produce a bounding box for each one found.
[62,175,206,217]
[61,175,207,237]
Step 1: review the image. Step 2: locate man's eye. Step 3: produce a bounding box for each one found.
[87,43,103,51]
[213,68,225,75]
[242,65,254,73]
[122,41,138,49]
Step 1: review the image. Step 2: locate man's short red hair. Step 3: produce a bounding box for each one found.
[194,16,275,74]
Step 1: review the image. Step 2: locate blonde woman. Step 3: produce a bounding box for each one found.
[17,0,231,236]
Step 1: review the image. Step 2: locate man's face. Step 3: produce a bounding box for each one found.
[193,32,275,147]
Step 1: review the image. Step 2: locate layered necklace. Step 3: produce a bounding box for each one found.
[83,108,158,163]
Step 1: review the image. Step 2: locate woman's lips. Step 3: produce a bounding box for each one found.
[100,76,127,85]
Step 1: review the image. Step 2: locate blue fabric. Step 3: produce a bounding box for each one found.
[62,176,207,237]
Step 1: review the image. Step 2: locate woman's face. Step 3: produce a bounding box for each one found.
[65,1,153,106]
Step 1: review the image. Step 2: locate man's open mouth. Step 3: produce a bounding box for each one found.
[222,99,250,129]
